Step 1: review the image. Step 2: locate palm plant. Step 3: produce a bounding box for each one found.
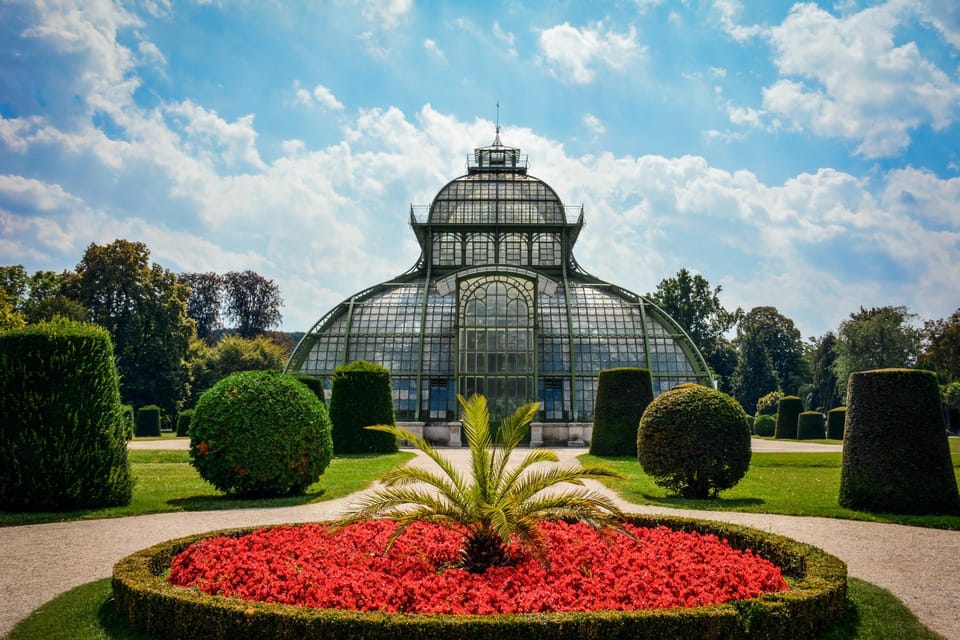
[336,394,628,573]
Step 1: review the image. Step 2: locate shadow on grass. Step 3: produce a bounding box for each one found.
[97,595,154,640]
[166,488,328,511]
[639,494,766,509]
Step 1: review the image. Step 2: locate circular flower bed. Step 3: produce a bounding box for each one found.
[167,520,787,614]
[113,515,848,640]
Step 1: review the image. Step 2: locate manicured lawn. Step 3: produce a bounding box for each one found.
[580,447,960,530]
[0,451,414,527]
[6,576,942,640]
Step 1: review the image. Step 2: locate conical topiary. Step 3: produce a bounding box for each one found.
[774,395,802,439]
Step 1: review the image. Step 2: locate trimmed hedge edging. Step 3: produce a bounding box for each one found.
[112,516,847,640]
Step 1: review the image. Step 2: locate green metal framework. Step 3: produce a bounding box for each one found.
[286,135,713,422]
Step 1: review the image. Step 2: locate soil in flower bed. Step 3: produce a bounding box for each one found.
[167,520,788,615]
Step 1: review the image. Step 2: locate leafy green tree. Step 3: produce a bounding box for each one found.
[0,265,28,309]
[809,332,841,411]
[337,394,626,573]
[22,270,87,323]
[707,337,739,393]
[921,308,960,382]
[179,272,224,344]
[832,306,921,401]
[70,240,194,418]
[186,335,288,407]
[730,329,779,414]
[0,289,26,332]
[223,270,283,338]
[647,268,741,359]
[736,306,806,394]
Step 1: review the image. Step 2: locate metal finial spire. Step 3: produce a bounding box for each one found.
[494,101,502,146]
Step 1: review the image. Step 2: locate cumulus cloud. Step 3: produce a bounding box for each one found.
[165,100,266,170]
[492,21,517,58]
[538,21,644,84]
[583,113,606,135]
[423,38,446,62]
[359,0,413,28]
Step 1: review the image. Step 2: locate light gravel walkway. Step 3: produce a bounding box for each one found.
[1,442,957,639]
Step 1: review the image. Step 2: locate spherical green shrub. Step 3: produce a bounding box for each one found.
[754,414,776,437]
[190,370,333,497]
[826,407,846,440]
[176,409,193,437]
[329,360,397,454]
[840,368,960,515]
[136,404,162,437]
[796,411,825,440]
[0,319,132,510]
[638,384,751,498]
[589,368,654,457]
[774,395,803,439]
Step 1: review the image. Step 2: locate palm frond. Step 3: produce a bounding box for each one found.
[490,401,541,494]
[495,448,561,498]
[458,394,494,503]
[377,465,467,508]
[365,424,469,497]
[508,465,621,504]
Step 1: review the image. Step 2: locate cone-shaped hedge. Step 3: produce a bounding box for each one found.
[638,384,751,498]
[774,396,802,439]
[0,319,132,510]
[589,368,654,457]
[826,407,845,440]
[796,412,824,440]
[839,368,960,515]
[329,361,397,454]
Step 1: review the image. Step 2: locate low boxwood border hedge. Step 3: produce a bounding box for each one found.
[112,515,847,640]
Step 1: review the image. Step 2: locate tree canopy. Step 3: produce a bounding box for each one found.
[647,268,740,359]
[832,305,921,400]
[223,270,283,339]
[179,272,224,343]
[735,306,806,395]
[921,308,960,382]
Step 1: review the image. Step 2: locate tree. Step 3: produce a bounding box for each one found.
[921,308,960,382]
[707,337,739,394]
[22,270,87,323]
[809,332,841,411]
[0,289,26,332]
[736,306,806,394]
[337,394,626,573]
[186,335,289,406]
[223,270,283,338]
[0,265,28,309]
[730,329,779,414]
[179,272,224,344]
[832,306,921,400]
[647,268,741,359]
[70,240,194,418]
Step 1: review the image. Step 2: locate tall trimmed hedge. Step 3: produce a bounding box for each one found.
[589,368,654,457]
[773,396,802,439]
[840,368,960,515]
[638,384,751,498]
[289,374,326,404]
[826,407,846,440]
[0,319,133,510]
[136,404,162,437]
[796,412,824,440]
[329,361,397,454]
[190,370,333,497]
[121,404,135,440]
[176,409,193,437]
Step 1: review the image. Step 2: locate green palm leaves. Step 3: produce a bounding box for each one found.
[337,394,627,573]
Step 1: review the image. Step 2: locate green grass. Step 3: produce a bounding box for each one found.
[0,451,414,527]
[6,577,944,640]
[580,450,960,530]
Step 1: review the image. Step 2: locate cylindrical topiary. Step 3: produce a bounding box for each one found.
[638,384,751,498]
[826,407,846,440]
[136,405,162,437]
[328,360,397,454]
[289,373,326,404]
[190,370,333,497]
[176,409,193,437]
[840,368,960,515]
[0,319,132,510]
[774,396,803,439]
[754,414,776,437]
[121,404,135,440]
[589,368,654,457]
[796,411,825,440]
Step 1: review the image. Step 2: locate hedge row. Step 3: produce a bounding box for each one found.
[589,368,654,457]
[328,361,397,454]
[112,515,847,640]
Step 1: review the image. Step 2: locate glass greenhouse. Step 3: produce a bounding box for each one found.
[287,135,712,443]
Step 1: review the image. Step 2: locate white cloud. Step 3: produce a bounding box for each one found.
[538,21,644,84]
[713,0,763,42]
[359,0,413,28]
[423,38,446,62]
[492,21,517,58]
[165,100,266,170]
[313,84,345,110]
[583,113,606,135]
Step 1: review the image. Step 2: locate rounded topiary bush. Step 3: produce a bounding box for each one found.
[329,360,397,454]
[796,411,824,440]
[0,319,132,510]
[136,404,162,437]
[190,370,333,497]
[840,368,960,515]
[176,409,193,437]
[774,395,802,439]
[589,367,654,457]
[826,407,846,440]
[638,384,751,498]
[754,414,776,437]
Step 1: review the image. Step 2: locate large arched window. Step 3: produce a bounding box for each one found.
[458,275,536,421]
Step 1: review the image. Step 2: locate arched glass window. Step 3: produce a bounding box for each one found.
[464,233,494,266]
[458,275,536,421]
[432,233,461,266]
[532,233,560,267]
[500,233,528,266]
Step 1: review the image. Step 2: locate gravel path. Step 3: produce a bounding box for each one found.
[1,442,957,639]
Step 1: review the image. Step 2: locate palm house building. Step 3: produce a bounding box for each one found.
[287,134,712,445]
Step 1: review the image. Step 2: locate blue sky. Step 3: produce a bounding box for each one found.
[1,0,958,340]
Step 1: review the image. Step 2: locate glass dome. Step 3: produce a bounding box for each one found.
[287,136,712,431]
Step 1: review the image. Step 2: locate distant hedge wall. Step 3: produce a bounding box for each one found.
[0,320,132,510]
[329,361,397,454]
[589,368,654,457]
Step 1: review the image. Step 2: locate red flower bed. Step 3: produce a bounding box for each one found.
[168,521,787,615]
